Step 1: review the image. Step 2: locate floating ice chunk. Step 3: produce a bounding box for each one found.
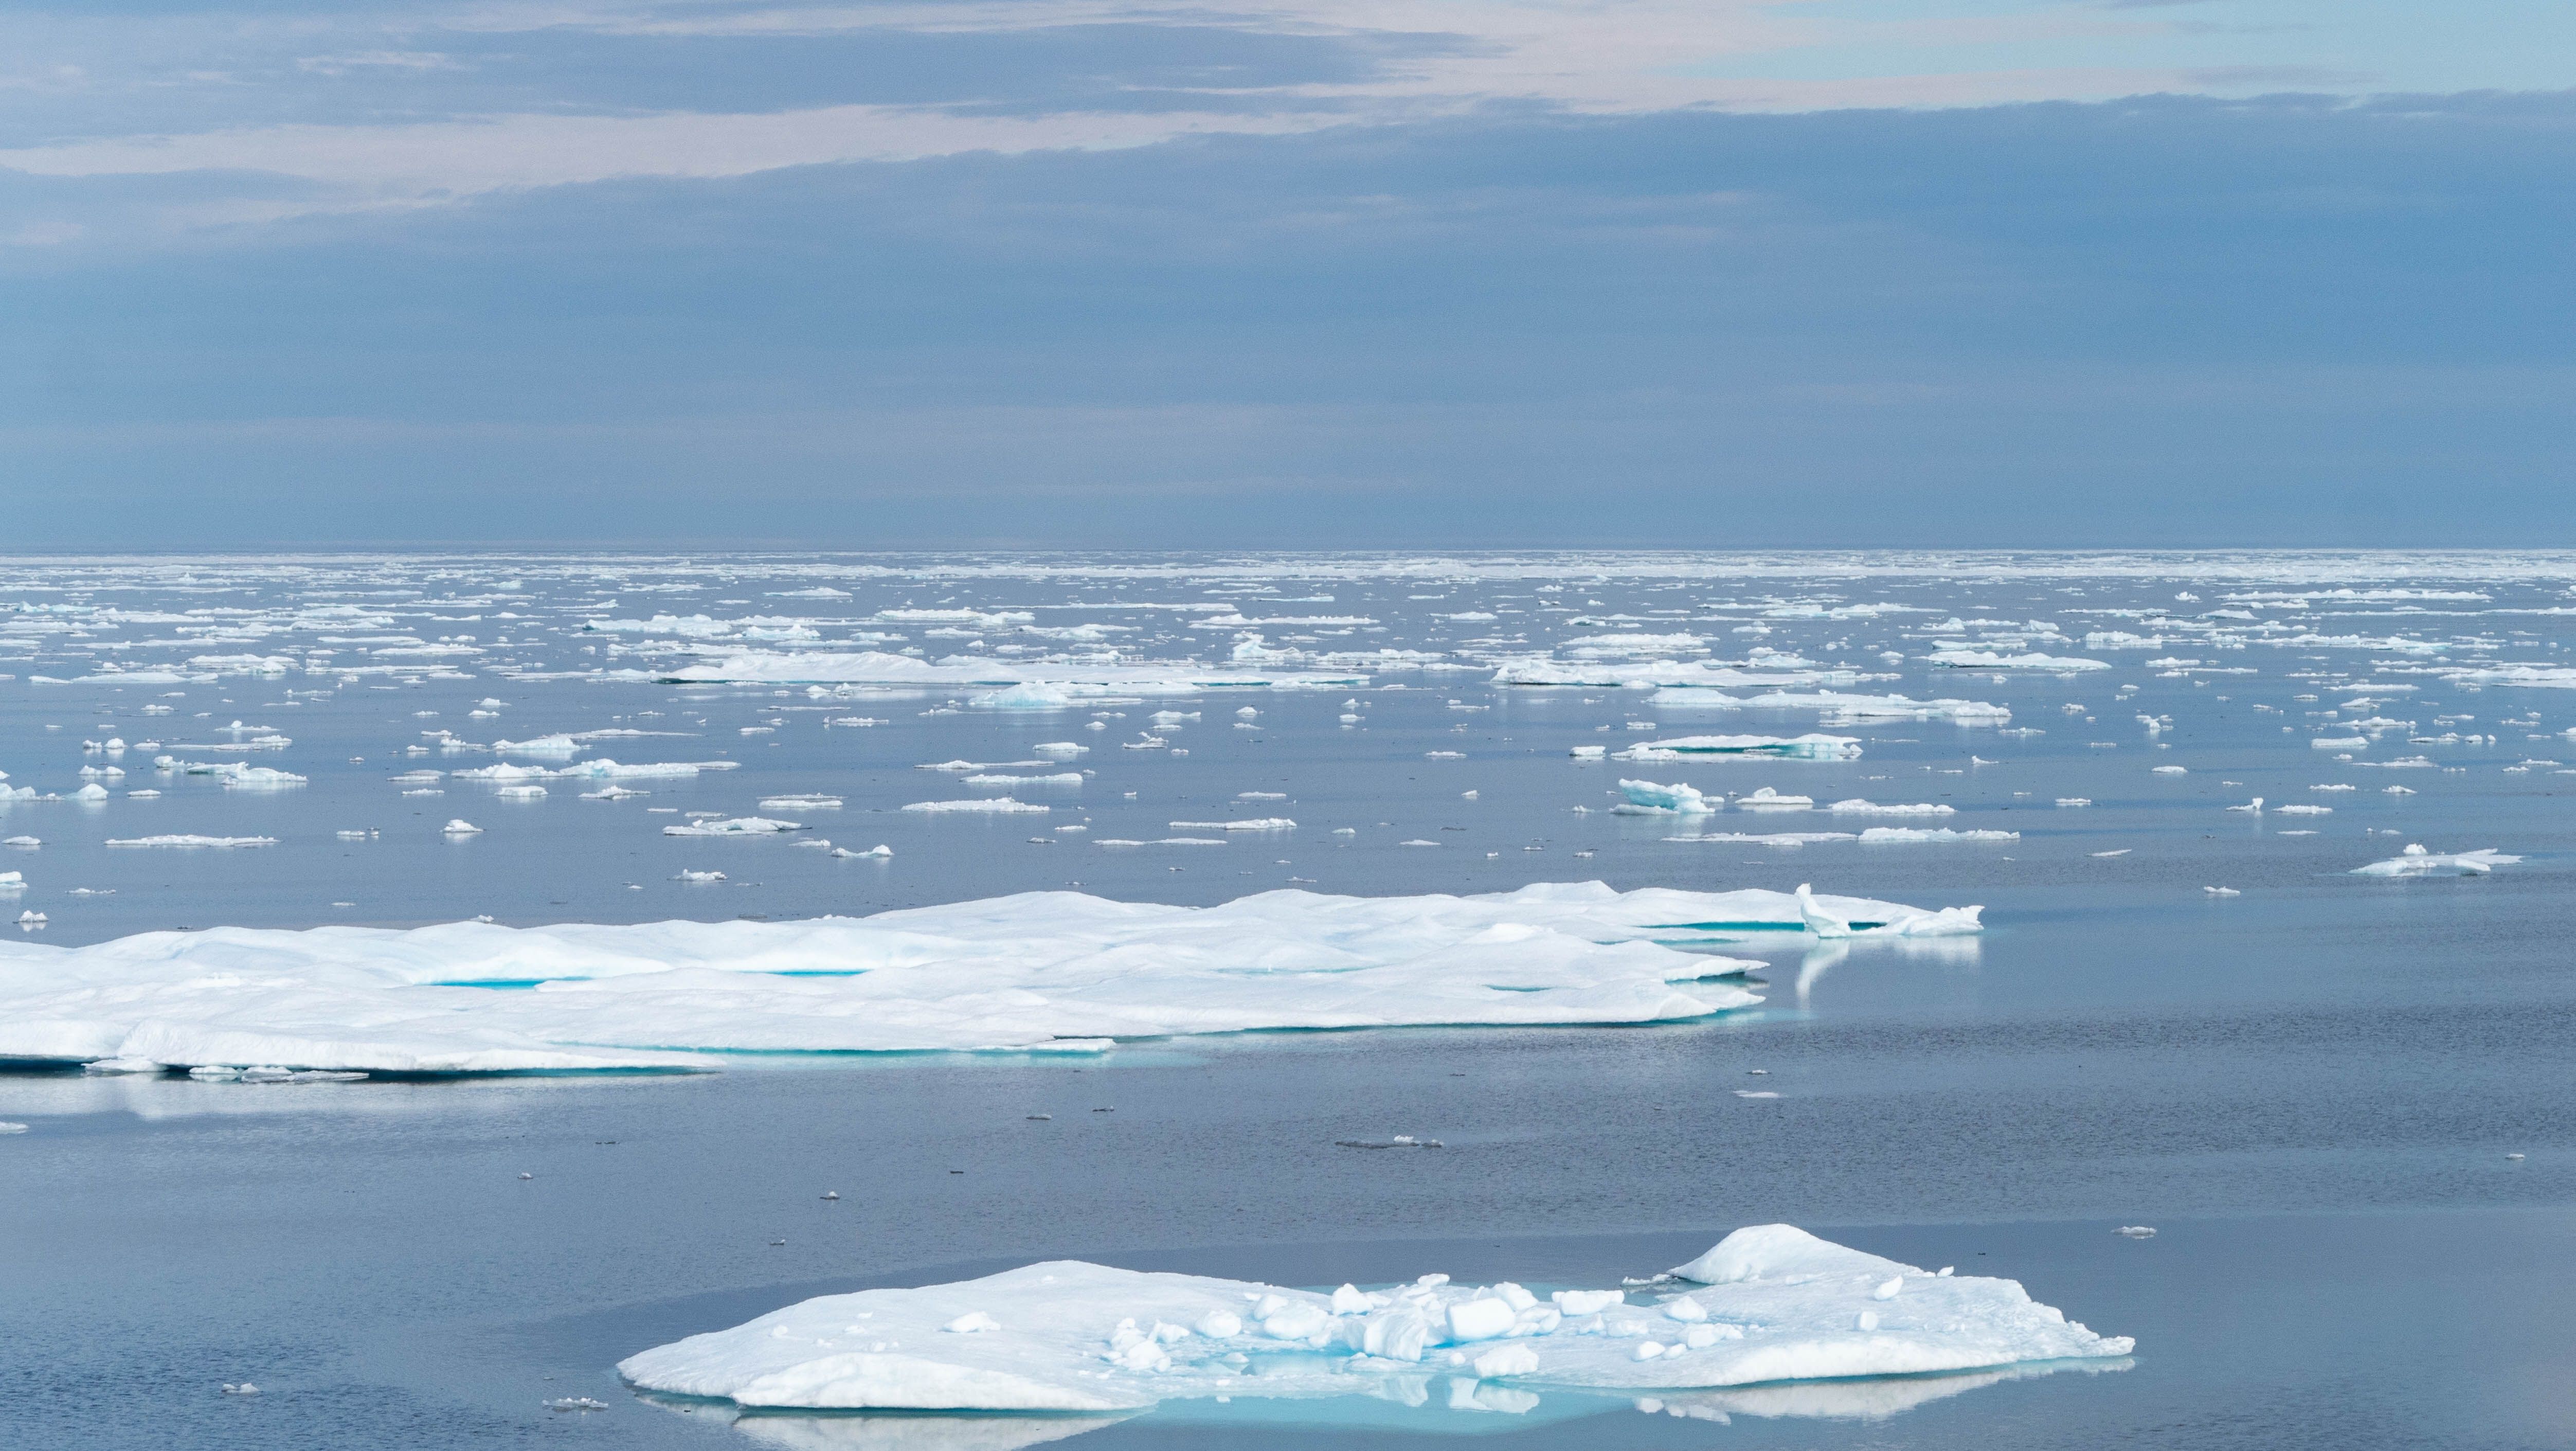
[443,819,482,835]
[1925,650,2110,671]
[1619,735,1861,762]
[17,910,45,925]
[581,785,647,800]
[1826,799,1951,816]
[2224,798,2264,813]
[1033,742,1088,757]
[0,872,20,888]
[675,870,728,882]
[1858,828,2017,843]
[1167,818,1295,831]
[2204,886,2240,897]
[616,1231,2119,1410]
[2384,784,2416,794]
[1613,779,1715,815]
[963,774,1084,787]
[0,1121,25,1133]
[830,844,895,858]
[664,817,805,836]
[2,837,34,848]
[495,784,547,800]
[970,683,1077,709]
[1667,832,1858,846]
[2114,1226,2157,1239]
[106,835,277,849]
[2312,736,2369,750]
[1569,745,1607,758]
[903,799,1048,814]
[1794,883,1848,938]
[494,735,584,757]
[760,796,845,811]
[2351,845,2520,876]
[2151,765,2187,775]
[1735,787,1813,811]
[2273,804,2331,815]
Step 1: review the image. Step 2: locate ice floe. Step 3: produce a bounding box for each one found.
[2350,845,2521,876]
[1617,735,1862,762]
[0,883,1977,1072]
[663,817,807,836]
[616,1224,2128,1413]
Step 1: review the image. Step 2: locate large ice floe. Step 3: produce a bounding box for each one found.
[0,883,1977,1074]
[617,1225,2129,1416]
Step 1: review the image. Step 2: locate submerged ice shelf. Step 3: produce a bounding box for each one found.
[618,1224,2130,1414]
[0,883,1978,1074]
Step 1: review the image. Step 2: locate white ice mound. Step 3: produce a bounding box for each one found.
[0,883,1977,1072]
[617,1226,2128,1413]
[663,816,806,836]
[1652,689,2010,723]
[2350,845,2521,877]
[1617,735,1862,762]
[1613,779,1716,815]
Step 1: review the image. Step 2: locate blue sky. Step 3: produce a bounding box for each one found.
[2,1,2571,547]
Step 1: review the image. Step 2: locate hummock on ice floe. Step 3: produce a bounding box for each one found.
[0,883,1978,1074]
[616,1224,2130,1416]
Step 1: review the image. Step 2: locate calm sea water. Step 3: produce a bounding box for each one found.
[4,552,2573,1448]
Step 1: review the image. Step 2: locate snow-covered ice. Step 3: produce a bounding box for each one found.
[616,1224,2128,1413]
[0,883,1977,1073]
[2350,846,2521,877]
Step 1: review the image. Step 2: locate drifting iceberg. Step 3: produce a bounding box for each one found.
[617,1224,2128,1413]
[0,882,1976,1073]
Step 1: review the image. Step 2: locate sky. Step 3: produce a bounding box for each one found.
[2,0,2572,549]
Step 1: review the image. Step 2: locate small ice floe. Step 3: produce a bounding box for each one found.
[663,816,805,836]
[830,844,895,858]
[2274,804,2331,815]
[1828,799,1953,816]
[1168,818,1295,831]
[2384,784,2417,795]
[580,785,646,800]
[2312,736,2369,750]
[822,1190,840,1200]
[495,784,547,800]
[903,798,1048,814]
[2151,765,2187,775]
[2505,1153,2525,1161]
[759,795,844,810]
[674,869,727,883]
[2113,1226,2157,1239]
[106,835,277,849]
[617,1224,2130,1413]
[2204,886,2241,897]
[0,1121,27,1133]
[1335,1135,1443,1149]
[1858,828,2017,843]
[1618,734,1861,762]
[2224,798,2264,813]
[543,1397,608,1412]
[1735,787,1814,811]
[1734,1089,1779,1099]
[2091,849,2130,857]
[442,819,482,835]
[3,836,38,848]
[1569,745,1607,758]
[220,1383,260,1395]
[2351,845,2520,876]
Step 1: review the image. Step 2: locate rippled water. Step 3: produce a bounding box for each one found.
[4,551,2573,1448]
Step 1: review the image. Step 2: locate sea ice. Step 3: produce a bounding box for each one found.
[2351,845,2521,876]
[1612,779,1716,815]
[104,835,277,849]
[904,799,1050,814]
[1924,651,2110,671]
[1827,799,1954,816]
[1617,735,1862,762]
[0,882,1975,1072]
[616,1224,2128,1413]
[663,817,806,836]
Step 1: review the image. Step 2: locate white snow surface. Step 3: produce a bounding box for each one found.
[0,883,1977,1073]
[617,1224,2128,1413]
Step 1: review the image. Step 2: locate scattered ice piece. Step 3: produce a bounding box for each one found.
[2151,765,2187,775]
[106,835,278,849]
[2224,798,2264,813]
[0,1122,27,1134]
[1168,818,1295,831]
[1735,787,1814,811]
[674,869,728,883]
[760,795,844,811]
[1858,828,2016,843]
[1613,779,1716,815]
[2091,849,2129,857]
[442,820,482,835]
[221,1383,260,1396]
[543,1397,608,1412]
[2114,1226,2157,1239]
[2204,886,2241,897]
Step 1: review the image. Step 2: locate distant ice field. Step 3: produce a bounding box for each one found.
[5,551,2576,1448]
